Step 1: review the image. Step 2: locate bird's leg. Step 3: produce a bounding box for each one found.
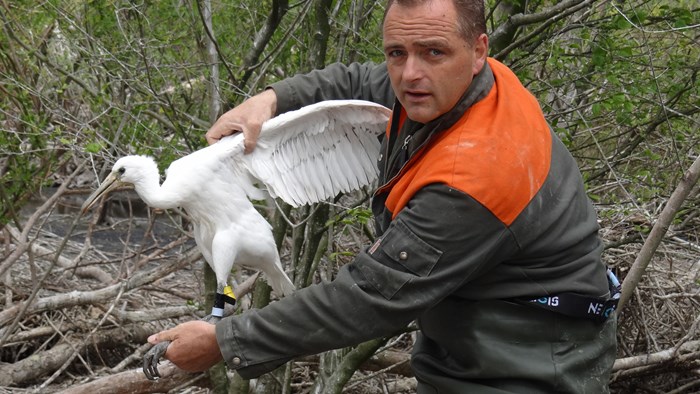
[143,284,237,380]
[207,284,237,322]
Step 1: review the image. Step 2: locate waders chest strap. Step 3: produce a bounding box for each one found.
[511,268,621,323]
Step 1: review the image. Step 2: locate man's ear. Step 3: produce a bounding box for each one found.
[472,33,489,75]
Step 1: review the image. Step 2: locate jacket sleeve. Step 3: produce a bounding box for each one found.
[214,183,517,378]
[269,62,395,115]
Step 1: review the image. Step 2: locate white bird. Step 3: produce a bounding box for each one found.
[80,99,391,379]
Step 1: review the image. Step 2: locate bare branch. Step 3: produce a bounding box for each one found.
[4,225,113,284]
[56,362,203,394]
[618,154,700,311]
[0,247,200,331]
[492,0,597,60]
[0,161,83,277]
[612,340,700,374]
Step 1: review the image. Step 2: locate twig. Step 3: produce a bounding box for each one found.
[0,248,201,331]
[344,357,409,392]
[4,225,112,284]
[0,163,86,347]
[109,305,202,323]
[0,162,84,278]
[0,324,153,387]
[55,362,201,394]
[612,340,700,373]
[39,285,127,389]
[618,154,700,311]
[491,0,595,60]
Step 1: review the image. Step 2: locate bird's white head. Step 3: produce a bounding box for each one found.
[81,155,159,214]
[110,156,159,185]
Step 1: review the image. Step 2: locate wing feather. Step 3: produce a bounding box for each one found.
[334,133,363,191]
[244,100,391,207]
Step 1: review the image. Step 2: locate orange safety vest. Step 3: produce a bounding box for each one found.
[379,58,553,226]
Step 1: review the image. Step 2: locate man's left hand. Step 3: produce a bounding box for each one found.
[147,320,223,372]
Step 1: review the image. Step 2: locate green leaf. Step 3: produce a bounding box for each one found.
[85,142,102,153]
[612,15,631,29]
[592,45,607,67]
[592,103,603,116]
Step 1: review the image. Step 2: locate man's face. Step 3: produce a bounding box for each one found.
[383,0,487,123]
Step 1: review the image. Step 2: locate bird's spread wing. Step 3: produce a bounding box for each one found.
[243,100,391,207]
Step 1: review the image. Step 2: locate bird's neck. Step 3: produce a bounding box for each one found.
[133,173,180,209]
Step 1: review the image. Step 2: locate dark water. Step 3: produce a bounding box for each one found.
[21,186,195,256]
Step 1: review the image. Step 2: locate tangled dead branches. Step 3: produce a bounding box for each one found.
[603,203,700,392]
[0,182,417,393]
[1,157,698,393]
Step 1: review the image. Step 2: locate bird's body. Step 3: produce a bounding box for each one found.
[97,150,295,298]
[180,160,293,297]
[81,100,391,379]
[124,144,294,297]
[82,99,390,303]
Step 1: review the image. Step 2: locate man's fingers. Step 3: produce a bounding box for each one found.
[243,137,257,154]
[243,126,262,154]
[204,127,234,146]
[148,330,173,345]
[205,120,261,154]
[205,134,220,145]
[205,121,247,146]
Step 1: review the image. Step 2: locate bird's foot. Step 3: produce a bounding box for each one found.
[142,290,234,380]
[143,340,170,380]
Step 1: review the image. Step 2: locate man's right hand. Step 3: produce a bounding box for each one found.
[205,89,278,153]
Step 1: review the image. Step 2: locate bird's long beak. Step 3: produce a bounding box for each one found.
[81,173,123,215]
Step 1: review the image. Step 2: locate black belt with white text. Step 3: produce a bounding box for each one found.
[511,268,621,323]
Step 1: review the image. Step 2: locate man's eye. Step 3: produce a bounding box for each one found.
[429,49,443,56]
[387,49,404,57]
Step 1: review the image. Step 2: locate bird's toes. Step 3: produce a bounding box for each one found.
[143,341,170,380]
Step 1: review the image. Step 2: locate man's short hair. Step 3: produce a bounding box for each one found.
[383,0,487,43]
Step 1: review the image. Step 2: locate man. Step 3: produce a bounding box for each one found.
[148,0,617,392]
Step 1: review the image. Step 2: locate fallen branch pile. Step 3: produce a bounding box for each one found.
[1,164,699,393]
[603,202,700,391]
[0,186,419,393]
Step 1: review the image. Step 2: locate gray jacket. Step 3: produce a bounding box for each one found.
[215,60,616,393]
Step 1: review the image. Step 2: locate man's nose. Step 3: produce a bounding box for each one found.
[402,55,424,81]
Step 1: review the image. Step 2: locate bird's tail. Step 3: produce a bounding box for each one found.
[266,270,296,297]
